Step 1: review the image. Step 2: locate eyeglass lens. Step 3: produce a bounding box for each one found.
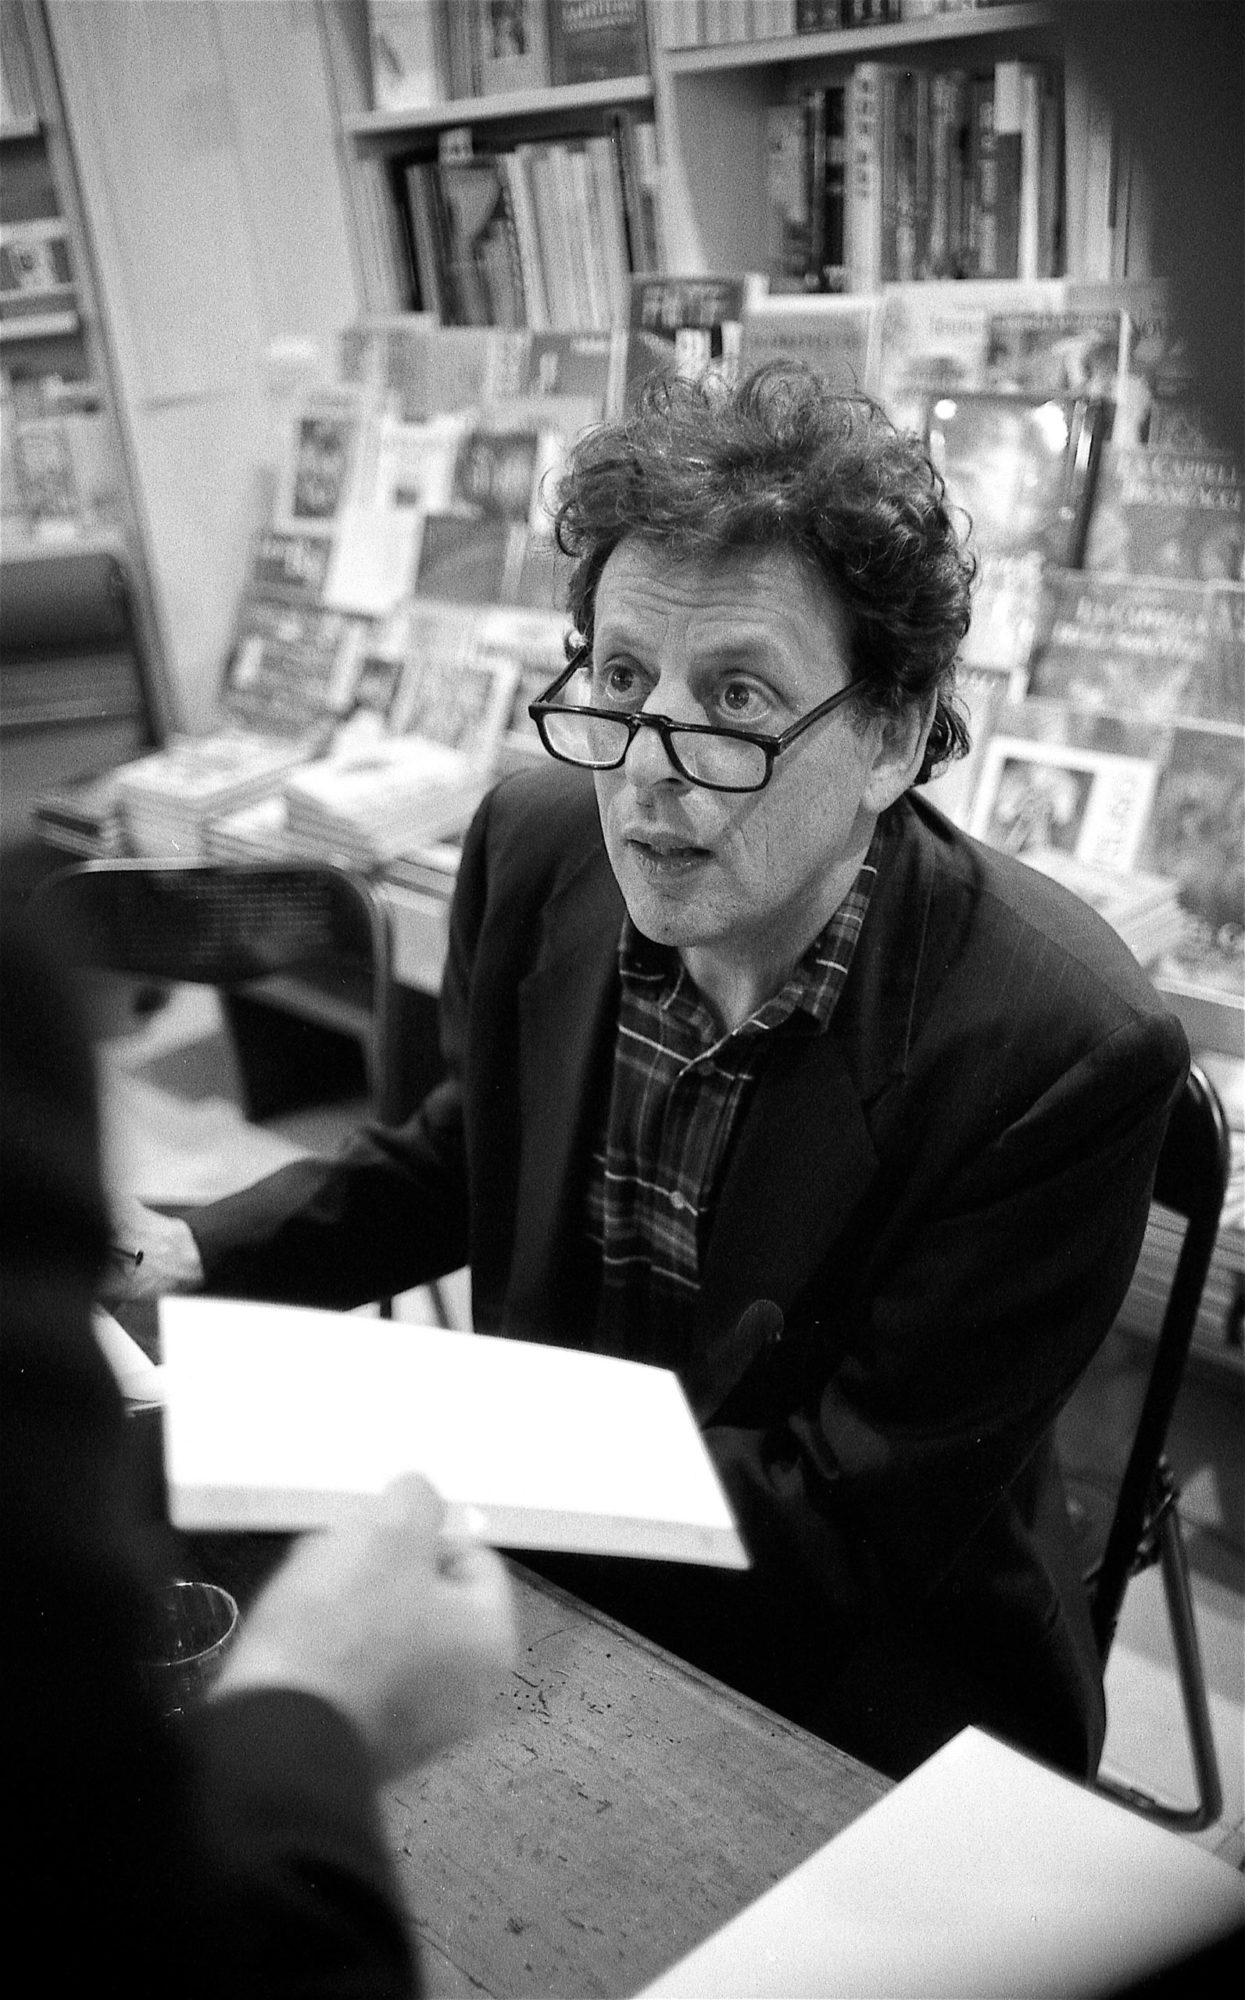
[539,706,770,789]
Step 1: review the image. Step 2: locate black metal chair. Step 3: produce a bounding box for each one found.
[1065,1060,1232,1832]
[27,856,394,1116]
[24,857,461,1324]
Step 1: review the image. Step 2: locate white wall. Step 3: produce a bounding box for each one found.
[46,0,361,732]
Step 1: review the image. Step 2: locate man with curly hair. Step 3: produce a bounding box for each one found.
[109,368,1187,1780]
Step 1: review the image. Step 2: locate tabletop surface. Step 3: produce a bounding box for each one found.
[381,1561,891,2000]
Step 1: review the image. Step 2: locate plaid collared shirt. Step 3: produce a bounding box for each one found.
[587,830,882,1368]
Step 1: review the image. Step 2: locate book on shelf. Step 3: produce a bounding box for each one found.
[624,272,764,409]
[219,597,371,738]
[1082,445,1245,585]
[924,389,1106,571]
[477,0,551,94]
[271,383,376,540]
[1014,849,1187,969]
[0,217,74,312]
[117,728,325,863]
[0,4,39,126]
[248,526,337,606]
[1028,572,1245,734]
[546,0,649,85]
[1137,722,1245,1008]
[339,320,530,421]
[967,733,1159,878]
[520,327,628,418]
[382,825,466,900]
[31,763,130,858]
[763,81,848,296]
[738,289,877,395]
[367,408,465,515]
[365,0,448,111]
[159,1294,747,1567]
[3,373,121,539]
[477,601,567,765]
[402,137,636,333]
[872,277,1118,438]
[388,615,519,758]
[115,588,374,860]
[412,509,528,604]
[280,735,489,869]
[403,152,526,328]
[1068,276,1217,451]
[762,98,814,296]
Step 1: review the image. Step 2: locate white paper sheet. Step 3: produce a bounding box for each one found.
[639,1728,1245,1997]
[159,1296,748,1567]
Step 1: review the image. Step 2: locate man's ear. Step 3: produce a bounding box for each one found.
[862,693,937,815]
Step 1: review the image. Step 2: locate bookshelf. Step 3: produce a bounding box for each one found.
[0,0,165,848]
[655,3,1067,276]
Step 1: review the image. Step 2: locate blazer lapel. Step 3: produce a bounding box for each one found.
[506,853,621,1342]
[686,800,943,1419]
[686,1032,879,1418]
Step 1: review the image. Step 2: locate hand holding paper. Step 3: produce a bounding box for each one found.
[159,1296,748,1568]
[214,1471,516,1781]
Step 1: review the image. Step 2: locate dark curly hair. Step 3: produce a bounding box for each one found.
[553,364,975,783]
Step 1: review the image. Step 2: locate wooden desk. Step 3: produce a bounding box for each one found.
[380,1563,890,2000]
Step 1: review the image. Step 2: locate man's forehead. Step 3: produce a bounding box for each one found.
[594,538,848,657]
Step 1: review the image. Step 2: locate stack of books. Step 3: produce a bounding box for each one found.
[1015,850,1187,968]
[118,729,320,861]
[282,737,487,869]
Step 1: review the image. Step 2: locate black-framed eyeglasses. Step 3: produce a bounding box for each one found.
[528,648,862,794]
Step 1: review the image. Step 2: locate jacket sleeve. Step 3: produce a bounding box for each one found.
[707,1007,1188,1649]
[188,792,497,1308]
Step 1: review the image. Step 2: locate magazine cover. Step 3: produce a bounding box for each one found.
[248,528,335,606]
[624,274,763,410]
[968,734,1159,875]
[273,386,373,537]
[1083,445,1245,583]
[389,636,518,766]
[412,511,526,604]
[1139,723,1245,1001]
[737,292,878,396]
[221,600,369,737]
[924,390,1106,569]
[1029,572,1245,731]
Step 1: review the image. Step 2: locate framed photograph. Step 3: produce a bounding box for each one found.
[968,735,1159,874]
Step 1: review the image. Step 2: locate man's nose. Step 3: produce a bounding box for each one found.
[623,715,685,788]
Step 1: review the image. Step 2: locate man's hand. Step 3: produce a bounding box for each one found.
[211,1474,517,1782]
[99,1192,203,1305]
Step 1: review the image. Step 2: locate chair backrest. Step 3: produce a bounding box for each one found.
[1089,1061,1232,1655]
[27,858,393,1112]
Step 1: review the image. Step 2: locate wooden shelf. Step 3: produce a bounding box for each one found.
[1,526,128,565]
[664,3,1056,75]
[0,305,79,340]
[343,72,653,150]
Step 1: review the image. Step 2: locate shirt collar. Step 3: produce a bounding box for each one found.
[617,822,885,1040]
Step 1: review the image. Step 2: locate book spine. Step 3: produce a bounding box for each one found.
[968,74,999,279]
[763,99,811,293]
[586,133,632,327]
[877,66,899,286]
[846,62,883,295]
[547,0,650,85]
[403,162,447,320]
[500,150,551,330]
[992,59,1024,280]
[567,143,610,330]
[821,81,848,293]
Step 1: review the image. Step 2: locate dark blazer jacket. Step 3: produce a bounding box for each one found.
[2,918,416,1997]
[194,765,1188,1779]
